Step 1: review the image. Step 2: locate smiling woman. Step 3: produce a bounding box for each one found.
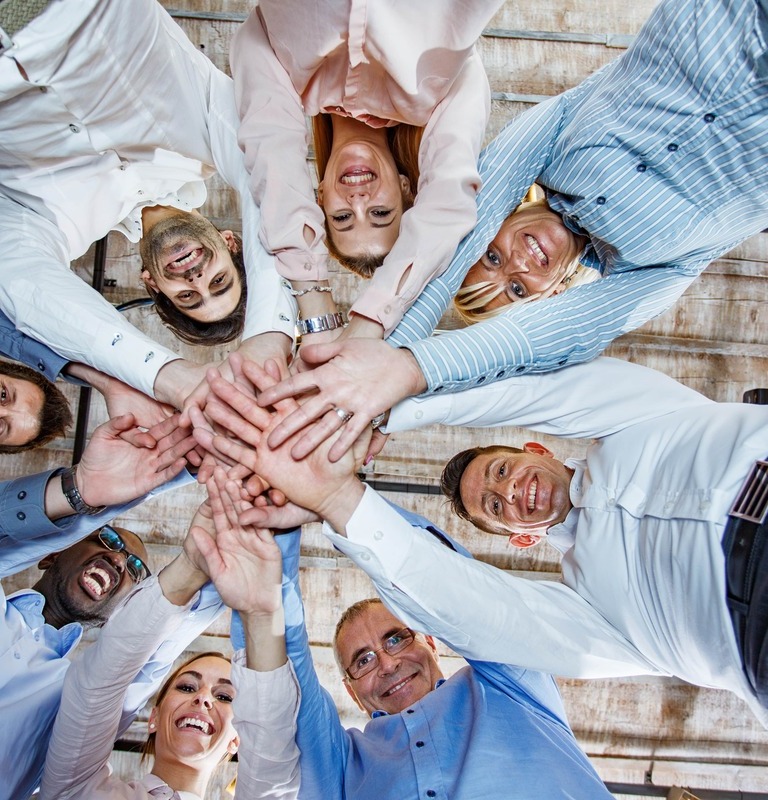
[0,359,71,454]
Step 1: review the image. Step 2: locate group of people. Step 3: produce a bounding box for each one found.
[2,0,768,797]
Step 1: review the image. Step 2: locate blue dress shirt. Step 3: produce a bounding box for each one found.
[389,0,768,393]
[233,510,611,799]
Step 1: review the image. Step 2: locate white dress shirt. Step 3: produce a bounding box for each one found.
[0,0,293,395]
[325,358,768,726]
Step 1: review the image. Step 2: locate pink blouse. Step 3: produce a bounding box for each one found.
[232,0,498,333]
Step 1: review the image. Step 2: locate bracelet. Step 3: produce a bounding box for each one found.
[371,412,387,430]
[296,312,347,336]
[289,285,333,298]
[60,466,106,516]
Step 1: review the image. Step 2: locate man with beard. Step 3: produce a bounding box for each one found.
[0,0,295,411]
[1,524,224,799]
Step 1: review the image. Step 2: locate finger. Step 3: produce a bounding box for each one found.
[328,415,371,462]
[256,368,323,408]
[297,341,346,367]
[185,444,204,468]
[119,428,157,449]
[192,428,239,468]
[196,453,218,485]
[208,374,273,430]
[287,408,350,460]
[244,473,269,498]
[266,395,338,449]
[264,357,290,382]
[269,488,287,506]
[156,433,198,470]
[365,430,390,464]
[148,457,188,489]
[240,502,319,530]
[205,399,265,448]
[187,525,219,574]
[147,412,184,441]
[210,433,259,473]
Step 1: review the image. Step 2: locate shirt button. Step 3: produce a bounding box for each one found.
[111,333,123,346]
[17,491,26,500]
[16,512,26,521]
[636,164,647,173]
[39,85,48,93]
[68,123,81,133]
[596,196,606,205]
[667,143,679,152]
[360,553,371,562]
[304,263,312,272]
[279,313,290,322]
[144,351,155,362]
[137,189,144,196]
[415,411,423,419]
[406,709,414,714]
[607,497,616,506]
[119,163,127,171]
[514,366,525,373]
[433,386,443,392]
[495,370,505,378]
[703,113,716,123]
[37,361,45,371]
[384,305,392,314]
[373,530,383,541]
[14,651,21,659]
[476,376,485,384]
[416,741,425,748]
[700,500,711,512]
[427,792,436,798]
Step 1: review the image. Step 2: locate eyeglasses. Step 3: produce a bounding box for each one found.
[344,628,415,680]
[97,526,151,584]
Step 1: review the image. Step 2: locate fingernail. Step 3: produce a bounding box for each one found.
[364,455,373,466]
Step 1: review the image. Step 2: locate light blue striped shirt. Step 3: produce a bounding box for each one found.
[388,0,768,392]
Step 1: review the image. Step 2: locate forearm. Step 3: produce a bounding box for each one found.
[240,608,287,672]
[158,552,209,606]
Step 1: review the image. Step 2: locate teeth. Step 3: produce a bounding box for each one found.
[526,235,547,264]
[527,478,537,512]
[340,172,374,185]
[173,249,199,266]
[384,677,409,696]
[178,717,212,734]
[83,566,113,596]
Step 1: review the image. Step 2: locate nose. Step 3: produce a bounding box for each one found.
[500,477,517,504]
[348,193,370,219]
[376,650,402,676]
[185,269,205,284]
[193,691,213,710]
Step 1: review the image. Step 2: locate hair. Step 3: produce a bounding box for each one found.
[141,651,233,765]
[0,359,72,453]
[332,597,385,674]
[145,232,247,346]
[312,114,423,277]
[453,192,599,324]
[440,445,524,522]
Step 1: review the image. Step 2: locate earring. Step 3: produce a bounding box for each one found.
[149,722,156,730]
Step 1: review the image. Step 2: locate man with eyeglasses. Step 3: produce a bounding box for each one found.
[230,520,611,799]
[1,523,224,799]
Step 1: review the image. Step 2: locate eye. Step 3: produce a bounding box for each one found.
[483,248,501,268]
[177,291,194,302]
[385,632,406,647]
[331,212,351,223]
[508,281,526,299]
[215,691,234,703]
[212,273,226,286]
[355,652,375,670]
[491,498,501,516]
[175,682,196,693]
[498,464,506,478]
[0,385,6,403]
[371,208,393,218]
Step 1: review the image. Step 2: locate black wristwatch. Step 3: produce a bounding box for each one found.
[60,466,106,515]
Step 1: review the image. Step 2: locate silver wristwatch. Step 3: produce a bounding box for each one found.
[296,312,346,336]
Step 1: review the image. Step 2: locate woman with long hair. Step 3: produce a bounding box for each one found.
[40,474,299,800]
[232,0,503,340]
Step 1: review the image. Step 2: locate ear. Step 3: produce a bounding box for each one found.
[522,441,554,458]
[37,552,60,571]
[148,706,158,730]
[227,733,240,755]
[343,679,366,713]
[399,174,413,202]
[218,230,239,254]
[508,532,542,549]
[140,269,159,291]
[316,182,324,206]
[422,634,440,663]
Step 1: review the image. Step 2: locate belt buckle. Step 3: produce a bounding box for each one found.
[0,25,12,55]
[730,459,768,524]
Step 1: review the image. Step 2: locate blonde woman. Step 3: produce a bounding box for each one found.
[232,0,504,340]
[40,476,299,800]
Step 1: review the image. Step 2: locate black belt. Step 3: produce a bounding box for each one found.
[722,458,768,706]
[0,0,50,53]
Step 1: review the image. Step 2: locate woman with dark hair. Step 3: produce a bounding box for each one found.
[40,474,299,800]
[232,0,503,339]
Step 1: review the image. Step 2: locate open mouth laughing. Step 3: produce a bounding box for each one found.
[527,476,538,512]
[524,234,548,266]
[164,245,205,275]
[340,168,376,186]
[176,715,215,735]
[79,558,120,600]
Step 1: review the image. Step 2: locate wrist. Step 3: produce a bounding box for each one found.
[62,465,106,515]
[159,553,207,606]
[152,357,189,406]
[399,347,428,395]
[316,477,366,534]
[44,471,77,521]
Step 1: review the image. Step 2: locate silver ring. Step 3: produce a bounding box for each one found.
[334,407,354,424]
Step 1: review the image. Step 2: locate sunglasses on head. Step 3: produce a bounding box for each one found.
[96,525,151,584]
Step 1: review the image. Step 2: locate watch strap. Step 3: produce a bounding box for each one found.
[296,312,346,336]
[60,466,106,516]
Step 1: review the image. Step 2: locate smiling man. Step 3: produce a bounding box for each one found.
[0,0,294,404]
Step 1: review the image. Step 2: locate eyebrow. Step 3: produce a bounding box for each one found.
[179,670,233,687]
[348,626,405,664]
[176,276,235,311]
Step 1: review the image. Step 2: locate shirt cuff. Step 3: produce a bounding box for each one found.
[351,285,406,335]
[275,251,329,282]
[242,271,297,341]
[231,655,300,723]
[385,393,454,433]
[0,469,61,539]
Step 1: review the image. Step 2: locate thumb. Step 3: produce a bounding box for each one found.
[297,341,345,366]
[103,412,137,433]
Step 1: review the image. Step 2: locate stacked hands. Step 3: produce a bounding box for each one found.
[186,351,375,533]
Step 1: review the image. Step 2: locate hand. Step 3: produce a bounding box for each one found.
[195,359,370,529]
[364,429,390,465]
[189,469,283,616]
[76,413,195,508]
[157,498,211,606]
[240,496,321,531]
[255,339,426,462]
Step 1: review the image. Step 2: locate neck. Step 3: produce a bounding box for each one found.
[330,114,389,149]
[32,579,66,629]
[151,759,212,798]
